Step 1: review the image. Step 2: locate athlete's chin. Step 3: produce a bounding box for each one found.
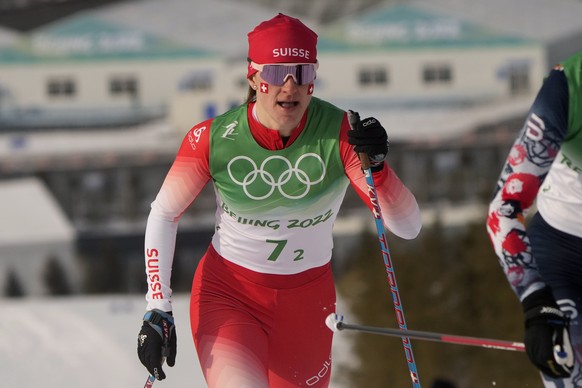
[275,115,302,130]
[276,106,305,122]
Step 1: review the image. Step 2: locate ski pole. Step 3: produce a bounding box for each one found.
[326,313,525,352]
[143,357,166,388]
[144,374,156,388]
[348,110,421,387]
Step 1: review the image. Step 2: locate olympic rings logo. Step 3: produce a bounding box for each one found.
[227,153,326,200]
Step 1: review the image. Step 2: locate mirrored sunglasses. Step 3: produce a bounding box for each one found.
[250,61,318,86]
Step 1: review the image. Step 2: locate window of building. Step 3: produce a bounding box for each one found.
[109,76,138,97]
[422,64,453,85]
[237,76,249,89]
[508,65,530,95]
[178,71,213,91]
[358,67,389,87]
[47,78,76,97]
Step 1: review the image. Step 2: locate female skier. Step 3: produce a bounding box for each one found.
[137,13,421,387]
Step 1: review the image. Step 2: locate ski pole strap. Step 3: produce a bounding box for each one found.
[143,310,174,339]
[143,309,174,326]
[143,310,165,324]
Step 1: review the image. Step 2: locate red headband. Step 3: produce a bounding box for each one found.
[247,13,318,78]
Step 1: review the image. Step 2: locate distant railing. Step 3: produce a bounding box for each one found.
[0,104,167,131]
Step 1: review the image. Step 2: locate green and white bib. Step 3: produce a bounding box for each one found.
[538,51,582,236]
[208,98,350,274]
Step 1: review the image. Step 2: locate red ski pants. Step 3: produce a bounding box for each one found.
[190,244,336,387]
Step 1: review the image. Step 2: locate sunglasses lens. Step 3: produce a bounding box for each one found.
[260,64,316,86]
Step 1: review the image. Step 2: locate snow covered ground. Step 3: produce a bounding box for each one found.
[2,294,354,388]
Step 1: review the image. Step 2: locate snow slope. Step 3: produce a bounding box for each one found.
[2,294,353,388]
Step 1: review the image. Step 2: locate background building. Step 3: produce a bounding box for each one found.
[0,0,581,294]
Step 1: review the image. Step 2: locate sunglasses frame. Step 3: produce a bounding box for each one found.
[249,61,319,86]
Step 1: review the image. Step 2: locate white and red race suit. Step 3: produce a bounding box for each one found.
[144,97,421,387]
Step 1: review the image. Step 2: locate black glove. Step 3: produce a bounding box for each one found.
[137,309,177,381]
[522,287,574,378]
[347,110,389,172]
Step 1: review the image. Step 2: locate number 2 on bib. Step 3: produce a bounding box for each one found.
[266,239,305,262]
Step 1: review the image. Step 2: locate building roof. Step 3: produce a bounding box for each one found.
[410,0,582,44]
[0,177,74,246]
[319,4,532,52]
[4,0,582,61]
[0,0,320,63]
[2,0,582,49]
[91,0,320,59]
[1,12,218,63]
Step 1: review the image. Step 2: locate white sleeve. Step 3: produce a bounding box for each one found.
[144,200,180,312]
[142,123,212,312]
[376,166,422,240]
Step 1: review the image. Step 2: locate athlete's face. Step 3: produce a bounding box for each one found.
[250,72,312,136]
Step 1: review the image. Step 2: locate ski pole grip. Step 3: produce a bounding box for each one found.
[347,109,372,170]
[358,153,371,170]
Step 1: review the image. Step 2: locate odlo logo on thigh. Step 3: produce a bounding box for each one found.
[305,356,331,386]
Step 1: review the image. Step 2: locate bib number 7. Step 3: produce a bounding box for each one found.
[266,239,305,262]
